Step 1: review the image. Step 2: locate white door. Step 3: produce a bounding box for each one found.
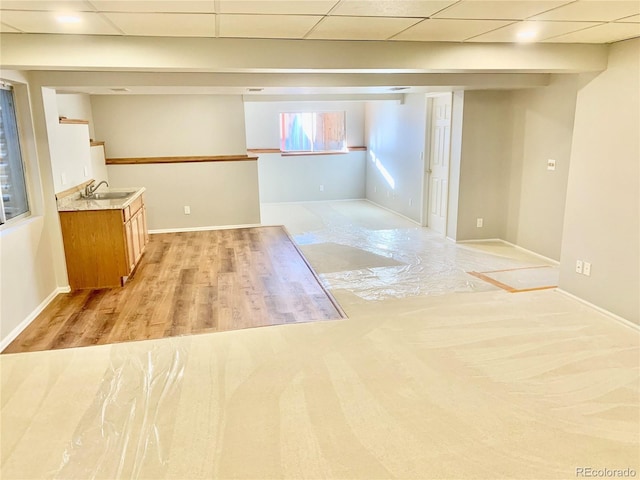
[425,93,452,234]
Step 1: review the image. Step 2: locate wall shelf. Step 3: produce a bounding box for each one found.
[105,155,258,165]
[59,117,89,125]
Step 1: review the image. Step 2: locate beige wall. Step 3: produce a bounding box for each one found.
[505,76,579,261]
[559,39,640,324]
[94,94,259,229]
[0,71,64,345]
[455,90,512,240]
[107,162,260,231]
[91,95,247,157]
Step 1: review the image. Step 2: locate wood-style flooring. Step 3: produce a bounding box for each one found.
[3,226,345,354]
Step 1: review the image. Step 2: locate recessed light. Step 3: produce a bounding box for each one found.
[516,30,537,42]
[56,14,81,24]
[110,88,130,92]
[390,87,409,91]
[247,88,264,92]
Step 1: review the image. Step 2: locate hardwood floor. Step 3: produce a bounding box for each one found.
[2,226,345,354]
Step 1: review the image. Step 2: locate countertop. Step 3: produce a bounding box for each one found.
[57,187,146,212]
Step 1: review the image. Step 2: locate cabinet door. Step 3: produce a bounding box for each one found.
[131,212,141,264]
[142,206,149,247]
[136,209,147,256]
[125,219,136,272]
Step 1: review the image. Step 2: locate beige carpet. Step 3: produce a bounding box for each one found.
[2,288,638,479]
[2,201,638,479]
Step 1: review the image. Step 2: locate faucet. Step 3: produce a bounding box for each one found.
[84,180,109,197]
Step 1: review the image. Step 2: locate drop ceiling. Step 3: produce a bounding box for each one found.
[1,0,639,44]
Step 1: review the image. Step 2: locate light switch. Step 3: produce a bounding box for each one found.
[547,159,556,171]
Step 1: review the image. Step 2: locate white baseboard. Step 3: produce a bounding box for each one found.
[1,286,70,352]
[456,238,503,244]
[555,289,639,331]
[501,240,560,266]
[260,198,365,206]
[149,223,262,234]
[364,199,422,226]
[457,238,559,266]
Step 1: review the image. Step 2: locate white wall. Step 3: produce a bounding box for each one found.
[559,39,640,324]
[365,95,427,223]
[505,76,578,261]
[244,100,366,203]
[446,91,464,240]
[93,94,259,229]
[56,92,95,138]
[45,92,105,194]
[0,71,63,346]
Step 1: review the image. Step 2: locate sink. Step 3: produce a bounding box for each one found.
[87,191,135,200]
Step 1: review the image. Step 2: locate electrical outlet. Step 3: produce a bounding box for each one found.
[409,198,413,206]
[387,191,390,198]
[184,206,191,215]
[575,260,583,274]
[476,218,483,228]
[60,173,67,185]
[319,185,324,192]
[83,166,89,177]
[583,262,591,276]
[373,186,377,193]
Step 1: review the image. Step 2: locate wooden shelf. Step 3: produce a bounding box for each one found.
[106,155,258,165]
[90,140,105,147]
[59,117,89,125]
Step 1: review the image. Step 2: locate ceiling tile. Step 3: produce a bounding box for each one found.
[89,1,215,13]
[103,12,215,36]
[0,22,21,32]
[433,1,573,20]
[331,1,457,18]
[0,10,121,34]
[616,14,640,22]
[219,14,322,38]
[393,18,513,41]
[218,1,337,15]
[307,16,421,40]
[532,1,640,22]
[544,21,640,42]
[0,1,94,11]
[467,20,602,42]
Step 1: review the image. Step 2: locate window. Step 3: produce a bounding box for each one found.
[0,84,29,225]
[280,111,346,153]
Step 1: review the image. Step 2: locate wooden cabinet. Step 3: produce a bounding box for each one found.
[59,194,148,290]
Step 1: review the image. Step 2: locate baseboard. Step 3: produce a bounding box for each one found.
[555,289,639,331]
[457,238,559,266]
[456,238,503,243]
[364,199,422,226]
[501,240,560,266]
[0,286,70,351]
[149,223,262,234]
[260,198,365,206]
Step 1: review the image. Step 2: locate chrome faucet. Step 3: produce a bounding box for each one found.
[84,180,109,197]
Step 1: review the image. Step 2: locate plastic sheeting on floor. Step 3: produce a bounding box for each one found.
[263,201,559,301]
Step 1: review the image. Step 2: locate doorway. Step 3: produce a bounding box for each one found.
[423,93,453,234]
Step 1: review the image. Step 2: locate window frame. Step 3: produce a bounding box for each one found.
[0,81,31,227]
[279,111,348,155]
